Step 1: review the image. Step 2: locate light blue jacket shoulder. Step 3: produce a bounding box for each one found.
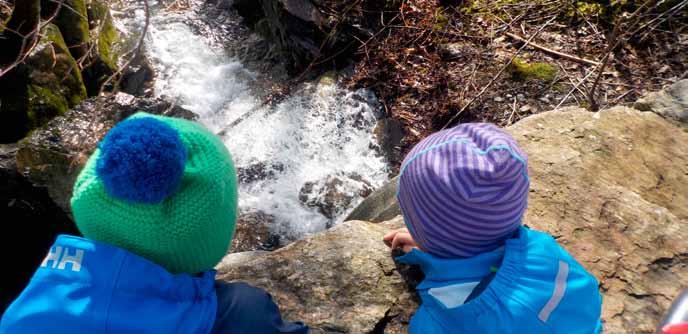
[397,227,603,334]
[0,235,217,333]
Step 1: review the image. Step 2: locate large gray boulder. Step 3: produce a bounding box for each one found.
[217,217,418,334]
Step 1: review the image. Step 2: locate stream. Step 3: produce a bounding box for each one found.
[111,0,389,242]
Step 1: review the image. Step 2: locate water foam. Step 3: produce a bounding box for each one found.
[120,6,389,239]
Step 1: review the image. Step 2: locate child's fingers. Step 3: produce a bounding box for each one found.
[382,231,397,247]
[391,232,413,250]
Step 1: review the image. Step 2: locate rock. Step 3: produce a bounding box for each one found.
[230,0,381,72]
[237,161,285,184]
[299,173,373,221]
[82,0,119,95]
[43,0,90,61]
[0,23,88,143]
[633,79,687,126]
[232,211,281,252]
[511,106,688,333]
[373,118,404,164]
[347,106,688,332]
[494,96,504,102]
[438,42,477,61]
[0,0,40,65]
[216,218,417,334]
[15,93,197,213]
[519,104,532,112]
[0,144,78,312]
[345,176,400,223]
[119,53,155,96]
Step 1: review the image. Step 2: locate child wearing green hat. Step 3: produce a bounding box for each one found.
[0,113,308,334]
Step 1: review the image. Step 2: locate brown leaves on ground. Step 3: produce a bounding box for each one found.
[344,0,688,170]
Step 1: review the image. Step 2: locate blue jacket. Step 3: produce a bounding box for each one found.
[397,227,603,334]
[0,235,308,334]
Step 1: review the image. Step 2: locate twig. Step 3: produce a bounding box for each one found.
[441,15,557,129]
[555,68,596,110]
[0,0,65,77]
[504,32,601,66]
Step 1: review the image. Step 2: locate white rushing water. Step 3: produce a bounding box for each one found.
[115,4,389,239]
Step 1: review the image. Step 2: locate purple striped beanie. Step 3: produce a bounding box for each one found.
[397,123,529,258]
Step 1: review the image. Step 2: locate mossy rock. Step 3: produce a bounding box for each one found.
[508,57,558,82]
[42,0,90,61]
[0,24,87,142]
[82,0,119,95]
[26,24,87,122]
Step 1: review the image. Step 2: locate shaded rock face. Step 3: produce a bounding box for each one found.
[230,0,394,72]
[0,0,119,143]
[634,79,687,126]
[0,144,78,313]
[345,176,400,223]
[0,24,88,143]
[15,93,197,213]
[217,218,418,334]
[235,106,687,333]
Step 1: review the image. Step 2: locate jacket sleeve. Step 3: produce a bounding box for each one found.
[212,281,309,334]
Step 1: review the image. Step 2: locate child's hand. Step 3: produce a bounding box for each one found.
[383,228,420,254]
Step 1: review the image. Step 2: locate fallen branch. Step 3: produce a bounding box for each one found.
[504,32,600,67]
[441,15,557,130]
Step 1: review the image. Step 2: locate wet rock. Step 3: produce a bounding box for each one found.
[231,211,281,252]
[345,176,400,223]
[299,173,373,220]
[15,93,197,213]
[374,118,404,164]
[217,218,416,334]
[0,144,78,312]
[236,161,285,184]
[348,106,688,332]
[633,79,687,126]
[119,53,155,97]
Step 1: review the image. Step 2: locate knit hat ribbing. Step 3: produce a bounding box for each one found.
[397,123,529,258]
[71,112,238,274]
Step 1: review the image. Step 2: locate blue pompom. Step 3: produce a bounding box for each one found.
[96,117,187,204]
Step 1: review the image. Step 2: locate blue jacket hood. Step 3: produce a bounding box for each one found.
[397,227,603,334]
[0,235,217,333]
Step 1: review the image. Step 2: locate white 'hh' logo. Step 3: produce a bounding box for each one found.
[41,246,85,272]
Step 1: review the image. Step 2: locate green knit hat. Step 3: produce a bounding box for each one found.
[71,112,238,274]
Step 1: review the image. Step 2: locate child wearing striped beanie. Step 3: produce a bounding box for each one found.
[1,113,308,334]
[384,123,602,333]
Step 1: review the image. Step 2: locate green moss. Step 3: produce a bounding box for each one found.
[508,57,558,82]
[87,0,118,69]
[27,84,69,127]
[433,9,450,31]
[53,0,90,60]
